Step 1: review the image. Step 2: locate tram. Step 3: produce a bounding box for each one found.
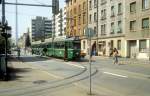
[31,37,84,60]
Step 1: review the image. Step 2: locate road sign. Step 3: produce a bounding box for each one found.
[84,27,95,39]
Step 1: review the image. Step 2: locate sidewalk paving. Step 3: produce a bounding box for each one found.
[0,57,55,89]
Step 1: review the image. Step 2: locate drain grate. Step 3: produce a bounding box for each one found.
[33,80,47,84]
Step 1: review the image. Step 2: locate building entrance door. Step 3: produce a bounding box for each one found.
[129,40,137,58]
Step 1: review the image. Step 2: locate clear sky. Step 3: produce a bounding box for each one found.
[1,0,65,39]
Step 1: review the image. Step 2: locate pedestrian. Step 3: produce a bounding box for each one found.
[113,48,119,64]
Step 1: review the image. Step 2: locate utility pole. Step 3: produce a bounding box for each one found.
[2,0,5,25]
[96,0,99,56]
[16,0,19,58]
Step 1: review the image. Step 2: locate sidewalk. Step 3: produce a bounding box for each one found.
[0,56,55,89]
[89,56,150,65]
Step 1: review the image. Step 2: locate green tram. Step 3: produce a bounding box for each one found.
[31,37,83,60]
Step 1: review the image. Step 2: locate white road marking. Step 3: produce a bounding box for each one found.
[103,72,128,78]
[65,62,85,69]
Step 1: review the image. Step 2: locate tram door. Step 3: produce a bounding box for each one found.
[64,42,68,60]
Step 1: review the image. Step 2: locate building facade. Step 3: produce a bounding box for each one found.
[55,9,63,37]
[125,0,150,60]
[97,0,126,57]
[54,8,67,37]
[81,0,98,55]
[66,0,88,37]
[32,16,52,42]
[66,0,88,55]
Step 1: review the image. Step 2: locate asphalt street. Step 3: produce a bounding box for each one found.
[0,54,150,96]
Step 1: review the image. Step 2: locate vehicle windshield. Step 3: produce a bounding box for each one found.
[73,42,80,50]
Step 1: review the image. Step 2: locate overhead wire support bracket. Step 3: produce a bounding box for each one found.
[4,2,54,7]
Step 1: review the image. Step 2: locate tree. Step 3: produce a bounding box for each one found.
[25,28,31,48]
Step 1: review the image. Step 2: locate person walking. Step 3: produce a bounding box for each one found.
[113,48,119,64]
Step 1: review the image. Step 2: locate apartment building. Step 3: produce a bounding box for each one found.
[55,9,63,37]
[125,0,150,60]
[65,0,88,37]
[81,0,98,55]
[53,8,67,37]
[32,16,52,42]
[98,0,126,57]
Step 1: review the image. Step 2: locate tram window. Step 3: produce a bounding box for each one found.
[68,42,73,49]
[48,43,51,48]
[73,42,80,49]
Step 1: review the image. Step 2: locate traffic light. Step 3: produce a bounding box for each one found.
[0,0,2,4]
[52,0,59,14]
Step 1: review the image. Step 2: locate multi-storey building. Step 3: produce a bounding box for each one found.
[54,8,67,37]
[66,0,88,55]
[98,0,126,57]
[62,7,67,36]
[65,0,88,37]
[81,0,98,55]
[32,16,52,42]
[55,9,63,37]
[125,0,150,59]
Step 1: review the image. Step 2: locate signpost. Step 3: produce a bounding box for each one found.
[84,27,94,95]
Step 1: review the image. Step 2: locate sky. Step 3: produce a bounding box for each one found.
[0,0,65,40]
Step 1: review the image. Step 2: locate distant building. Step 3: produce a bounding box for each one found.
[31,16,52,42]
[53,8,67,37]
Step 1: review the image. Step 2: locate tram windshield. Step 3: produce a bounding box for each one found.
[73,42,80,49]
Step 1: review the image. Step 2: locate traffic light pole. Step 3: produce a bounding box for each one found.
[2,0,5,25]
[1,0,8,80]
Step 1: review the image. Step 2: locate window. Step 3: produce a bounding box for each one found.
[101,0,106,5]
[142,0,149,9]
[74,17,76,26]
[130,20,136,30]
[74,8,77,14]
[111,22,115,34]
[89,0,92,9]
[118,3,122,14]
[101,9,106,20]
[94,12,97,22]
[83,2,86,10]
[111,6,115,16]
[130,2,136,13]
[142,18,149,29]
[101,24,106,35]
[83,13,86,24]
[78,15,81,25]
[118,21,122,33]
[94,26,97,35]
[83,41,86,49]
[117,40,121,50]
[89,14,92,23]
[139,40,146,52]
[94,0,97,8]
[79,5,81,13]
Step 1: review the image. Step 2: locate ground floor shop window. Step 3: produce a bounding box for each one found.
[139,40,146,52]
[117,40,121,50]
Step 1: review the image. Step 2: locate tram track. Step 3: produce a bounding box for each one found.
[0,65,98,96]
